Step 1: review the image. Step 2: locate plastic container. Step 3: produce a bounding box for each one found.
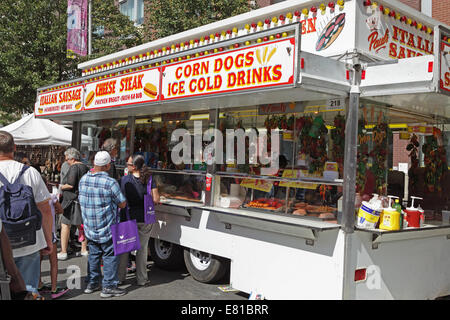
[418,205,425,227]
[357,194,382,229]
[379,196,401,231]
[404,196,423,228]
[393,198,403,229]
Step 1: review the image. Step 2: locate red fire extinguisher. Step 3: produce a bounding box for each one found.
[205,173,212,192]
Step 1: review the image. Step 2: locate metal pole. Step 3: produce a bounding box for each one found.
[205,109,219,206]
[88,0,92,56]
[71,121,82,151]
[128,116,136,157]
[341,59,361,233]
[341,54,362,300]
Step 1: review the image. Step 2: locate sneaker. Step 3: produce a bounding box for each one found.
[84,284,101,294]
[76,251,89,257]
[38,283,52,293]
[57,252,68,261]
[51,287,69,299]
[100,287,126,298]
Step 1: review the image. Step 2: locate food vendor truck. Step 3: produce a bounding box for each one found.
[35,0,450,299]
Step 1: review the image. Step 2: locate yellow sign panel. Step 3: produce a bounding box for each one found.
[279,169,317,189]
[240,179,273,193]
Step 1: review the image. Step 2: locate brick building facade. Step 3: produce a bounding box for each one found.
[256,0,450,25]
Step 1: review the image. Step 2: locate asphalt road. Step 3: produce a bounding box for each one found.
[39,251,248,300]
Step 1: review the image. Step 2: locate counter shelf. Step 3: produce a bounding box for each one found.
[203,205,340,245]
[156,198,201,221]
[356,225,450,249]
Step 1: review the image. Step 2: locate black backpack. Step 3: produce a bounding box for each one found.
[0,165,42,249]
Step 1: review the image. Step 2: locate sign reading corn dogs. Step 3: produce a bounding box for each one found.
[84,68,160,111]
[35,85,84,116]
[161,37,295,101]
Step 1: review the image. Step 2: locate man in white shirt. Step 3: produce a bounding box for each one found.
[0,131,53,295]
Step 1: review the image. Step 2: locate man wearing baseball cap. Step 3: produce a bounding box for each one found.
[78,151,127,298]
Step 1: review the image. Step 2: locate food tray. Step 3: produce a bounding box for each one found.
[242,204,285,213]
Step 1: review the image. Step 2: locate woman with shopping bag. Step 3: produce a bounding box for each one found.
[117,154,160,286]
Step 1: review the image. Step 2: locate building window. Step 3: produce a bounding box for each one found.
[119,0,144,26]
[421,0,432,17]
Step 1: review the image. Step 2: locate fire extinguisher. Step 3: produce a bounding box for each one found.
[205,173,213,192]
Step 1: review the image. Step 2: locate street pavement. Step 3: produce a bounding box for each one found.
[39,252,248,300]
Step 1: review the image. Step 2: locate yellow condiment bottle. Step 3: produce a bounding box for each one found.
[379,196,401,231]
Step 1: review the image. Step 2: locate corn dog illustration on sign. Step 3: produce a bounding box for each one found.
[161,37,295,100]
[35,84,84,116]
[83,67,160,111]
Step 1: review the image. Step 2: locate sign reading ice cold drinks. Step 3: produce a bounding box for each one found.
[35,85,84,116]
[161,37,295,101]
[83,68,160,111]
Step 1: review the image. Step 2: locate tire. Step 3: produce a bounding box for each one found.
[183,248,229,284]
[149,238,185,270]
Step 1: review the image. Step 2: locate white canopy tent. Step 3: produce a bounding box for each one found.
[1,114,92,146]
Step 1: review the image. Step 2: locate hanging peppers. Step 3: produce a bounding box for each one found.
[331,114,346,176]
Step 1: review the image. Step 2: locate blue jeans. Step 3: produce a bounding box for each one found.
[14,251,41,294]
[87,239,119,289]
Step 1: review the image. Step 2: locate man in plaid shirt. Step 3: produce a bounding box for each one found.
[78,151,127,298]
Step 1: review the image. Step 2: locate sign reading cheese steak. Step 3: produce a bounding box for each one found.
[441,40,450,92]
[161,37,295,100]
[84,68,160,111]
[35,85,84,116]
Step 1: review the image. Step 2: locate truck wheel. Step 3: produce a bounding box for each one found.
[183,248,229,283]
[149,238,185,270]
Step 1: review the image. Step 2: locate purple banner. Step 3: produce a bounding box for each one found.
[67,0,88,57]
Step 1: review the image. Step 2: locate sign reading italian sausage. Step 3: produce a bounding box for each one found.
[161,37,295,101]
[35,85,84,116]
[441,40,450,92]
[83,68,160,111]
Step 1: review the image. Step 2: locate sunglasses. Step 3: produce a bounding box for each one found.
[127,163,134,167]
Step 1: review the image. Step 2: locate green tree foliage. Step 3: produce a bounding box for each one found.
[0,0,142,115]
[144,0,256,41]
[88,0,143,59]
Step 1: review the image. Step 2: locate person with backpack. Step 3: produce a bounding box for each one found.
[0,131,53,297]
[117,154,159,286]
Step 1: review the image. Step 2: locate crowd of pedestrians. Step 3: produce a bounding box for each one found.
[0,132,159,299]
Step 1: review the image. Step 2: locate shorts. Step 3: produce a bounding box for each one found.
[61,201,83,226]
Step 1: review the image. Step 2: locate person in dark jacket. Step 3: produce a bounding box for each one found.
[117,154,159,286]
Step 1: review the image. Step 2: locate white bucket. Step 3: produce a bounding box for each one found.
[357,201,381,229]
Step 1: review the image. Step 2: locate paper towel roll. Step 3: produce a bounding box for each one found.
[220,196,243,208]
[230,184,241,197]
